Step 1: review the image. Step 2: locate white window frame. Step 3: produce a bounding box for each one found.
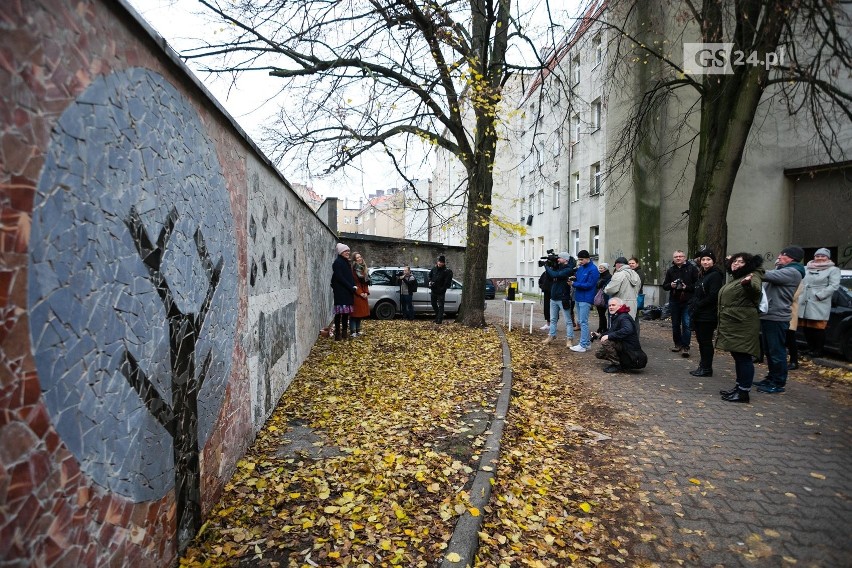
[592,98,602,131]
[520,197,525,219]
[552,181,560,209]
[572,55,580,86]
[537,189,544,214]
[591,162,602,195]
[594,34,602,67]
[572,230,580,256]
[538,236,545,258]
[591,226,600,256]
[572,172,580,202]
[572,114,581,143]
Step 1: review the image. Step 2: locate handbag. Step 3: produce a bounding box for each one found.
[637,293,645,311]
[593,288,606,307]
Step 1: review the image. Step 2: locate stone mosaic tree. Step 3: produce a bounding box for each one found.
[119,205,223,550]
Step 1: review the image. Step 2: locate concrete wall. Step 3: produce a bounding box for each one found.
[337,233,465,274]
[0,1,335,566]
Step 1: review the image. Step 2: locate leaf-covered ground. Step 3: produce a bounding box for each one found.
[179,321,652,567]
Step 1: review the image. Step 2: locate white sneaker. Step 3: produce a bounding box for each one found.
[570,345,587,353]
[542,336,554,344]
[539,324,550,330]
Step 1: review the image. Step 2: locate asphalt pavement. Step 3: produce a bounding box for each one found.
[484,298,852,567]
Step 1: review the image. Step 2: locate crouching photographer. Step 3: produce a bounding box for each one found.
[592,297,647,373]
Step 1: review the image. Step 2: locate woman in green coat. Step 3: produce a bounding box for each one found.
[717,253,764,403]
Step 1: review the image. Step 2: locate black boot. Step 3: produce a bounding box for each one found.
[690,367,713,377]
[722,389,749,403]
[719,384,739,396]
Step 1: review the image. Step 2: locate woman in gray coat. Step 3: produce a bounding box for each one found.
[717,253,764,403]
[798,247,841,357]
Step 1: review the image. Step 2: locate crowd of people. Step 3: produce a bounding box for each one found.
[329,246,455,340]
[535,245,841,404]
[331,242,842,405]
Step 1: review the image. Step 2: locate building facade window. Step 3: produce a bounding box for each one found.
[552,181,560,209]
[591,162,602,195]
[537,189,544,214]
[572,114,581,143]
[538,236,545,258]
[592,98,602,130]
[573,172,580,201]
[520,197,525,219]
[572,55,580,85]
[593,34,602,66]
[591,226,600,256]
[572,230,580,256]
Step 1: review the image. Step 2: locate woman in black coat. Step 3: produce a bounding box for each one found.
[595,263,612,333]
[330,243,356,340]
[689,251,724,377]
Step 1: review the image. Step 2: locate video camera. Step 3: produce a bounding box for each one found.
[538,249,560,269]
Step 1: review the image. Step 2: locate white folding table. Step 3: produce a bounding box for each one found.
[502,299,535,333]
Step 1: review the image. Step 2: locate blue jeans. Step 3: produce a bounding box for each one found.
[761,320,789,386]
[669,300,692,349]
[549,299,575,340]
[400,294,414,320]
[732,351,755,389]
[576,301,592,348]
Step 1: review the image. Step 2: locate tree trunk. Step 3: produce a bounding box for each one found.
[457,155,494,327]
[687,0,793,258]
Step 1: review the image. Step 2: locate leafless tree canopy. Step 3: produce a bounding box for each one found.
[595,0,851,257]
[181,0,581,325]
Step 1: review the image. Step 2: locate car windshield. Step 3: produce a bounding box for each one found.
[841,275,852,293]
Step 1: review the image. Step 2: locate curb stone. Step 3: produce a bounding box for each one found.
[440,325,513,568]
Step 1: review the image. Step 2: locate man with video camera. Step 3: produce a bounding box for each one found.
[542,251,577,347]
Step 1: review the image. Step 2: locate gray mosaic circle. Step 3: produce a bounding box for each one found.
[28,68,238,502]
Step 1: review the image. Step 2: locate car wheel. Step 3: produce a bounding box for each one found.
[374,300,397,320]
[841,330,852,362]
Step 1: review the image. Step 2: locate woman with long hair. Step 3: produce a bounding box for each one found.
[330,243,356,340]
[689,251,724,377]
[350,251,371,337]
[717,253,764,403]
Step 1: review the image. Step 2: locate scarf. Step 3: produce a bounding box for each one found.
[806,258,835,272]
[353,262,368,284]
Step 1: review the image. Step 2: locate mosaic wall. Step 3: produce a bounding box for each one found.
[27,67,238,546]
[1,1,336,565]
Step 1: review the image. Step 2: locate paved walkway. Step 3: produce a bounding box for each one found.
[485,299,852,567]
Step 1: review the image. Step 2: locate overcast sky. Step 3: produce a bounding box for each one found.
[125,0,585,200]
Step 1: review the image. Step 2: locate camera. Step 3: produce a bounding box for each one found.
[538,249,560,268]
[673,278,684,289]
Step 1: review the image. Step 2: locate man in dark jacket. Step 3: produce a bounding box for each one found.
[593,297,645,372]
[543,252,577,346]
[662,249,700,357]
[428,255,454,324]
[754,246,805,393]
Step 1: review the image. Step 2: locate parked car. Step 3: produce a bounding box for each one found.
[367,267,464,319]
[796,270,852,361]
[484,279,496,299]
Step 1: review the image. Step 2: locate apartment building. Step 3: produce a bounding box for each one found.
[513,0,851,298]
